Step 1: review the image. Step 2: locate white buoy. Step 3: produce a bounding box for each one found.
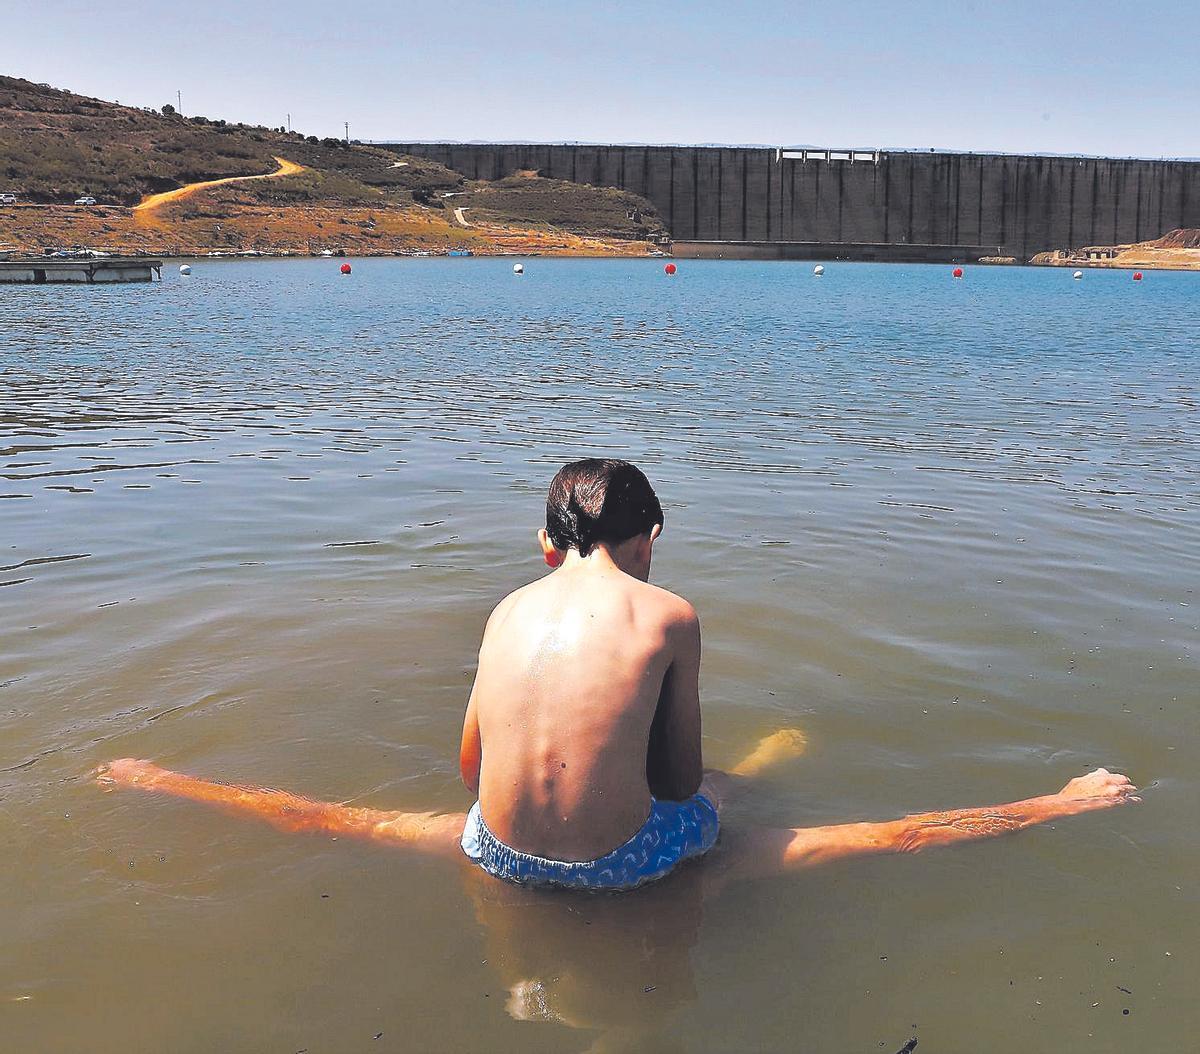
[1073,270,1083,280]
[813,264,825,276]
[179,264,191,275]
[513,262,524,274]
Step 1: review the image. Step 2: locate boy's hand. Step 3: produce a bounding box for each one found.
[1055,768,1138,811]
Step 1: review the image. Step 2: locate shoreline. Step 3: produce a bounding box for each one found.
[8,203,1200,269]
[0,202,664,260]
[1031,236,1200,272]
[1030,257,1200,273]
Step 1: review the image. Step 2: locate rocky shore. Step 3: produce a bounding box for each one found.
[0,201,663,259]
[1031,228,1200,271]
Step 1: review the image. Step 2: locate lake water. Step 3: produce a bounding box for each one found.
[2,258,1197,1053]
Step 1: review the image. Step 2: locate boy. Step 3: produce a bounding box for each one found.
[458,459,716,889]
[101,459,1137,888]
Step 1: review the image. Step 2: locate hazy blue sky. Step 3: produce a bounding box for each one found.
[5,1,1197,157]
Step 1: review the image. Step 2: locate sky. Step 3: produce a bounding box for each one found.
[4,1,1199,158]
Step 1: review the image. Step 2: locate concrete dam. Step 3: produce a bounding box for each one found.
[383,142,1200,262]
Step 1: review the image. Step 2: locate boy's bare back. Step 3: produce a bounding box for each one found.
[463,553,701,861]
[458,462,704,863]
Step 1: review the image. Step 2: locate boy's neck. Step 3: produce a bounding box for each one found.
[559,544,647,581]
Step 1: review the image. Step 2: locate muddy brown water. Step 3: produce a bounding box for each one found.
[2,259,1197,1052]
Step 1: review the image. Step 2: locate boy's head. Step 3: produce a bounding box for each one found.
[539,459,664,575]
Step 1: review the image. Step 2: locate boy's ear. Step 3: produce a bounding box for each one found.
[537,528,564,568]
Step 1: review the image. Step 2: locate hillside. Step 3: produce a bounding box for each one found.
[0,75,460,206]
[450,172,665,240]
[0,75,667,256]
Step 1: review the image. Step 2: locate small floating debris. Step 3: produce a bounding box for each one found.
[1073,270,1083,279]
[813,264,824,276]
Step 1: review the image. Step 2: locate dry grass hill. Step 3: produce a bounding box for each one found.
[0,75,457,206]
[0,75,667,256]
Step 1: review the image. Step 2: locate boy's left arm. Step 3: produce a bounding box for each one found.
[646,606,704,801]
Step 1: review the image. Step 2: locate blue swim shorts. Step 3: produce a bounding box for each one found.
[460,795,720,892]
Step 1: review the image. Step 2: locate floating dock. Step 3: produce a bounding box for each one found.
[0,257,162,284]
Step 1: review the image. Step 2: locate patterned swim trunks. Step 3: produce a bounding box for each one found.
[460,795,720,892]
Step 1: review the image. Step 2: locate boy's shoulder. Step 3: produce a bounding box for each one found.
[486,579,538,621]
[627,577,699,630]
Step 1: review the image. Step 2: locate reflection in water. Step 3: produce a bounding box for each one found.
[467,867,704,1052]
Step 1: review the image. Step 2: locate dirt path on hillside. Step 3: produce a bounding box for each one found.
[453,206,472,228]
[133,157,305,214]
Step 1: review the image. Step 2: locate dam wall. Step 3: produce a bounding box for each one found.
[382,143,1200,259]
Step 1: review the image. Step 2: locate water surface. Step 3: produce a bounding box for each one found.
[2,259,1197,1052]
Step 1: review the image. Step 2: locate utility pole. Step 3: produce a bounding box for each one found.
[344,121,349,144]
[287,113,292,133]
[177,89,182,114]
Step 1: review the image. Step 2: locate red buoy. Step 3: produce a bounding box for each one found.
[664,263,677,275]
[1133,271,1143,281]
[340,263,352,275]
[952,267,964,279]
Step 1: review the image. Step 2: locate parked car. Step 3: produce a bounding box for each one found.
[0,193,16,205]
[74,195,97,206]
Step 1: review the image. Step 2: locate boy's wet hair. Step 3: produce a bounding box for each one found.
[546,459,664,557]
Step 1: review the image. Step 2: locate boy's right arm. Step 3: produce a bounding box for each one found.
[459,684,482,795]
[460,598,510,796]
[646,605,704,801]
